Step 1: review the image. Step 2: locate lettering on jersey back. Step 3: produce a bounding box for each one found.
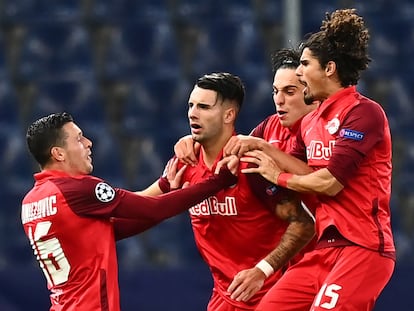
[21,195,58,224]
[189,196,237,216]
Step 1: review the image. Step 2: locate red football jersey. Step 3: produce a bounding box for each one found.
[22,169,238,310]
[171,150,288,309]
[21,171,120,311]
[251,114,301,153]
[251,115,317,261]
[293,86,395,258]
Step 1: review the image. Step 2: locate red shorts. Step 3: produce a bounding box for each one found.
[256,246,395,311]
[207,289,256,311]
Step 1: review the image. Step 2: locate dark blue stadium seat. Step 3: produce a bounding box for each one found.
[173,0,253,23]
[0,34,6,78]
[0,0,80,23]
[80,122,125,186]
[0,0,36,22]
[81,0,123,24]
[301,2,338,34]
[31,79,105,125]
[119,0,169,21]
[31,0,80,21]
[98,21,180,80]
[0,120,34,193]
[0,80,19,124]
[188,18,268,78]
[214,0,254,22]
[254,0,282,23]
[237,75,275,134]
[121,20,180,78]
[172,0,215,23]
[17,21,93,81]
[122,79,161,136]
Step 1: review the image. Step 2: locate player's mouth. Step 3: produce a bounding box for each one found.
[277,110,287,118]
[190,123,202,133]
[299,79,309,95]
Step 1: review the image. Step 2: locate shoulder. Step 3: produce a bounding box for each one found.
[251,114,278,137]
[302,109,319,126]
[357,95,386,115]
[52,175,117,204]
[346,96,387,126]
[52,175,104,192]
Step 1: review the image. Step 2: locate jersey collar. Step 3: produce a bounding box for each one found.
[318,86,357,116]
[34,170,75,181]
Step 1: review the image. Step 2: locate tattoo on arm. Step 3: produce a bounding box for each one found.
[266,199,315,271]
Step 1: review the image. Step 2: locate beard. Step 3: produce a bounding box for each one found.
[304,93,315,105]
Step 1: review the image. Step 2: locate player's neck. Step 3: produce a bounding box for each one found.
[201,132,232,169]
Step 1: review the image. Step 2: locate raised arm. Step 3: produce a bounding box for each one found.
[224,135,312,175]
[240,149,343,196]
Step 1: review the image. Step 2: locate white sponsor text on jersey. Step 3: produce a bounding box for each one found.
[307,140,336,161]
[189,196,237,216]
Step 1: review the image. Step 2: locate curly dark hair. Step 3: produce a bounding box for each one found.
[300,8,371,86]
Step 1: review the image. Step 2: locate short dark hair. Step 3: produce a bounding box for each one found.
[271,48,301,72]
[196,72,245,110]
[26,112,74,167]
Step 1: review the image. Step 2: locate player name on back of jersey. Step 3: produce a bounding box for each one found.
[189,196,238,216]
[21,195,57,224]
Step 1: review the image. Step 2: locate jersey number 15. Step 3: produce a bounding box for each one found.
[28,221,70,286]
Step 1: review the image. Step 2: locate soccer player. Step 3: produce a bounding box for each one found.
[236,9,396,310]
[147,72,316,310]
[21,112,238,311]
[173,50,320,306]
[222,48,319,170]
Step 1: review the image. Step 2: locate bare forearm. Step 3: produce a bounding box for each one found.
[264,221,315,271]
[280,168,344,196]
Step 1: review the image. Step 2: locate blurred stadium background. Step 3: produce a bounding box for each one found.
[0,0,413,310]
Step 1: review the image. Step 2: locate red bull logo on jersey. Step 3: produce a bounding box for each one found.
[189,196,237,216]
[21,195,58,224]
[307,140,336,161]
[325,116,340,134]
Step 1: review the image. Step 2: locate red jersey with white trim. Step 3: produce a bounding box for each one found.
[22,171,120,311]
[21,169,238,310]
[293,86,395,258]
[174,151,288,309]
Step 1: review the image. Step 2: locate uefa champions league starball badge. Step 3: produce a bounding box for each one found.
[95,182,116,202]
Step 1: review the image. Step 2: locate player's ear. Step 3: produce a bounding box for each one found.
[51,146,65,162]
[325,61,337,77]
[224,107,236,124]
